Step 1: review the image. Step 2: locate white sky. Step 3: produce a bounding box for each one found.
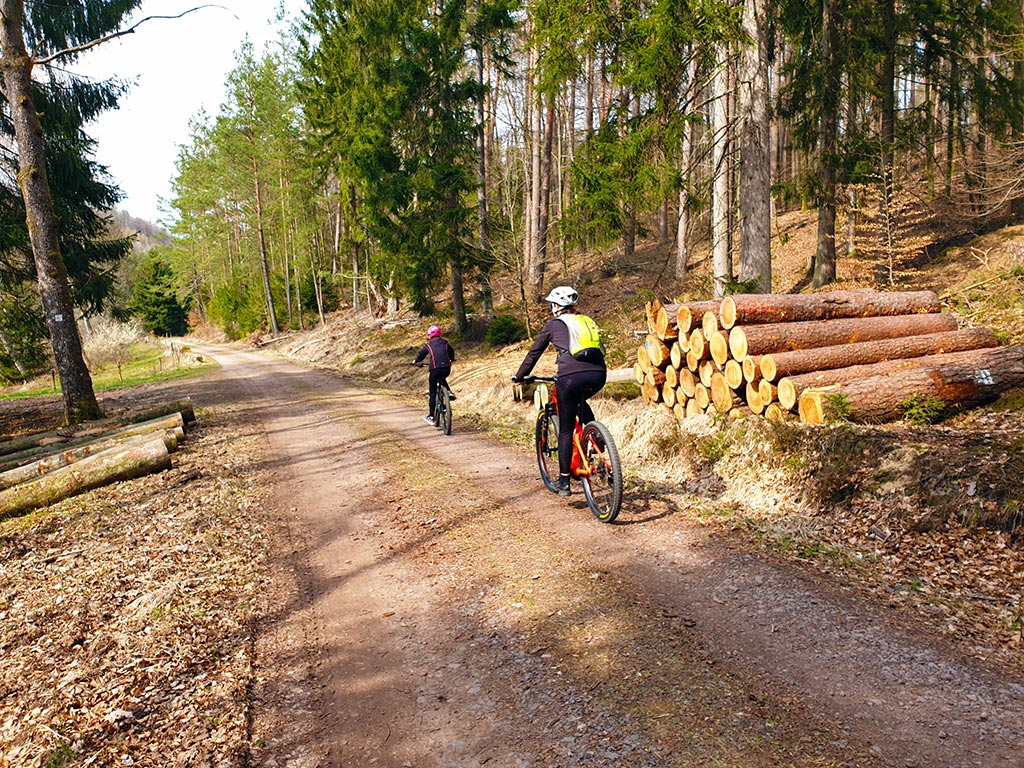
[68,0,307,226]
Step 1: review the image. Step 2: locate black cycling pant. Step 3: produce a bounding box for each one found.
[555,369,607,477]
[428,366,451,417]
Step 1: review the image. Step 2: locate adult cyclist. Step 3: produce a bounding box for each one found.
[511,286,607,496]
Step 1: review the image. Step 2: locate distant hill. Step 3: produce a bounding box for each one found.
[109,209,173,252]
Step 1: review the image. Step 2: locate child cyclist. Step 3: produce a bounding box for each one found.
[413,325,456,424]
[511,287,607,496]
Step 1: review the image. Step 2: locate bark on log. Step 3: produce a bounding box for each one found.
[760,327,998,382]
[645,300,662,334]
[719,289,942,329]
[729,312,959,361]
[0,431,178,491]
[797,343,1024,424]
[0,436,172,519]
[676,300,721,336]
[776,343,1013,411]
[0,413,186,473]
[646,368,667,387]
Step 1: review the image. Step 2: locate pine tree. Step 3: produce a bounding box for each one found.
[0,0,141,422]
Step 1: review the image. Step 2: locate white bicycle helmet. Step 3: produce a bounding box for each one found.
[544,286,578,308]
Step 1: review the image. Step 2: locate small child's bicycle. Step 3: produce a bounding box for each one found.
[411,363,453,435]
[523,375,623,523]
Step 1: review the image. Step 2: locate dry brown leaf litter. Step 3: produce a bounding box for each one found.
[0,403,271,768]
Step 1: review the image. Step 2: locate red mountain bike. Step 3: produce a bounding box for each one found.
[524,375,623,523]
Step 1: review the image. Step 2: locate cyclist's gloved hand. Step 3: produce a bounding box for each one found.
[510,375,522,383]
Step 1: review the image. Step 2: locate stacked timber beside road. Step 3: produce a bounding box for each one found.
[0,398,196,519]
[634,290,1024,424]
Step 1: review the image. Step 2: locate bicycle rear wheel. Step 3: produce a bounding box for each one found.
[580,421,623,523]
[534,408,560,491]
[438,387,452,435]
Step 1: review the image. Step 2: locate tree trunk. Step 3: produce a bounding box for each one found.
[728,312,959,360]
[675,56,698,281]
[0,436,172,519]
[797,344,1024,424]
[252,156,280,335]
[738,0,772,293]
[719,289,942,329]
[761,327,997,383]
[813,0,839,288]
[0,0,102,424]
[711,58,731,298]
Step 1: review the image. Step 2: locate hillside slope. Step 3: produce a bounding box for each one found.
[261,208,1024,669]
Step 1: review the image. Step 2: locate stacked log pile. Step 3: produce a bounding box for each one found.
[0,398,196,519]
[634,290,1024,424]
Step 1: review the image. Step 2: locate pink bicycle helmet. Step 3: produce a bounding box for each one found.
[427,324,442,338]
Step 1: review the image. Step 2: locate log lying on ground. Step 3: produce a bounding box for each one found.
[0,413,185,472]
[0,431,179,491]
[675,300,721,336]
[797,343,1024,424]
[0,397,195,457]
[0,436,172,519]
[728,312,959,361]
[760,327,999,382]
[776,343,1013,410]
[718,289,941,329]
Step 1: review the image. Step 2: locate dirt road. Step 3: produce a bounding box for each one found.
[197,345,1024,768]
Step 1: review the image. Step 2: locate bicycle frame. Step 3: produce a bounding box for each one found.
[544,383,594,479]
[526,374,623,523]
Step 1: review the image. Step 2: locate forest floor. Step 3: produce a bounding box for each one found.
[2,207,1024,767]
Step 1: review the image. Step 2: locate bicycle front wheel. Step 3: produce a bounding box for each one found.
[534,408,560,491]
[438,388,452,434]
[580,421,623,523]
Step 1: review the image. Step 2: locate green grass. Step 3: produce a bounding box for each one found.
[0,343,218,401]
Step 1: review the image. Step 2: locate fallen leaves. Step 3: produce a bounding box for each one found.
[0,403,271,767]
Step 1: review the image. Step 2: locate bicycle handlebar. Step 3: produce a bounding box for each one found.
[518,375,556,384]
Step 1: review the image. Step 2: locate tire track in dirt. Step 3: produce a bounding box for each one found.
[199,346,1024,768]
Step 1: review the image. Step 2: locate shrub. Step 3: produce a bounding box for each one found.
[82,316,147,381]
[486,314,527,347]
[900,393,947,425]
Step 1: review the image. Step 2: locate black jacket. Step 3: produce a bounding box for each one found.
[415,337,455,370]
[515,314,606,379]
